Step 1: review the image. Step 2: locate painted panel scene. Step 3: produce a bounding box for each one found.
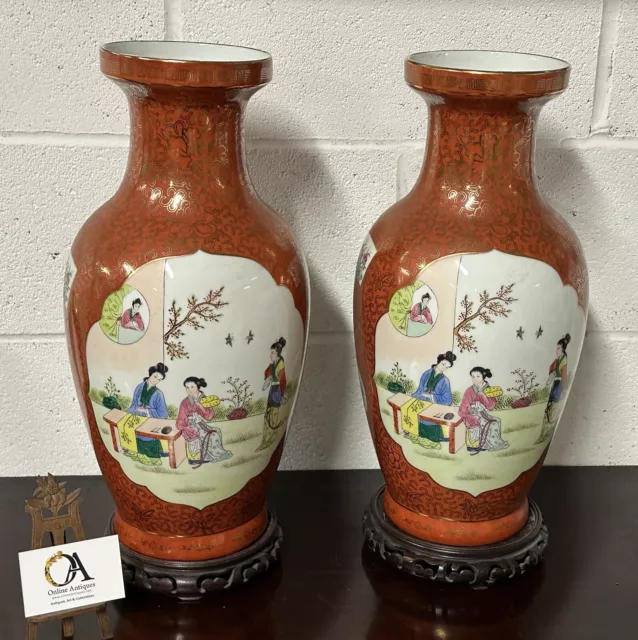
[86,252,305,509]
[99,285,150,345]
[374,250,586,496]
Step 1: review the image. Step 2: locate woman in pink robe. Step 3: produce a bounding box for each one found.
[176,376,231,467]
[409,293,433,324]
[459,367,508,454]
[120,298,145,331]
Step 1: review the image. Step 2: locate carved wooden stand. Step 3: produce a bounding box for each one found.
[363,486,548,589]
[24,474,113,640]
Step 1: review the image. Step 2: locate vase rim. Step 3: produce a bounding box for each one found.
[100,40,273,88]
[405,50,570,99]
[408,50,570,74]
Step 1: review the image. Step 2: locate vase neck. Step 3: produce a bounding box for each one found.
[417,98,541,197]
[121,84,253,192]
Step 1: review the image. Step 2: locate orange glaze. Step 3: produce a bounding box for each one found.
[384,490,529,547]
[114,508,267,561]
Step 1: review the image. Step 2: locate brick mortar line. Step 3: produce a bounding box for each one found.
[591,0,622,135]
[1,132,638,151]
[164,0,184,41]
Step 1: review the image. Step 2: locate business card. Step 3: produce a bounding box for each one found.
[19,535,125,618]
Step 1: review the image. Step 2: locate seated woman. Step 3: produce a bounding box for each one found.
[407,293,434,337]
[176,377,232,468]
[120,297,145,331]
[127,363,169,460]
[411,351,456,443]
[458,366,509,454]
[410,293,433,324]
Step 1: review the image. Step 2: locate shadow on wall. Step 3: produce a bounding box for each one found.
[247,110,352,334]
[536,142,605,324]
[536,146,606,464]
[537,146,609,465]
[548,316,610,466]
[245,109,355,472]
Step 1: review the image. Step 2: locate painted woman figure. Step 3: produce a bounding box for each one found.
[411,351,456,442]
[407,292,434,337]
[410,293,433,325]
[459,367,509,454]
[120,297,145,331]
[538,333,571,443]
[257,337,287,451]
[127,363,168,459]
[176,377,232,467]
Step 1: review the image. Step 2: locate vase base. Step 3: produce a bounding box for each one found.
[363,487,547,589]
[384,487,529,545]
[107,508,282,601]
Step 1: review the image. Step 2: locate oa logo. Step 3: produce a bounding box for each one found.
[44,551,94,588]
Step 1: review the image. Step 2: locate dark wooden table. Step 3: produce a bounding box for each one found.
[2,468,636,639]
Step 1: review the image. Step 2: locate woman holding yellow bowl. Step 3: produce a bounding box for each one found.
[176,376,231,468]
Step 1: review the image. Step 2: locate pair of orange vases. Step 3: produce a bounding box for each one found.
[64,42,587,596]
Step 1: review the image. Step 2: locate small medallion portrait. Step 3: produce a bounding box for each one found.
[99,285,150,345]
[389,281,439,337]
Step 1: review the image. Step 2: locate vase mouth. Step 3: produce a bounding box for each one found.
[100,40,272,88]
[405,50,570,99]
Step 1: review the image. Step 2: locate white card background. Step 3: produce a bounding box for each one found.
[18,535,125,618]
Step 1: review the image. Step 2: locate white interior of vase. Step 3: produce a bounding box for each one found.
[409,50,569,73]
[102,41,270,63]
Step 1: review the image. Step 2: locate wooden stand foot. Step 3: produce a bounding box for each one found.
[62,617,74,639]
[96,606,113,639]
[26,621,37,640]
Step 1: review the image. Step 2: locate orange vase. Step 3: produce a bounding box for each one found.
[356,50,588,586]
[64,42,309,598]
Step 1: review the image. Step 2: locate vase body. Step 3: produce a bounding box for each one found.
[354,51,588,546]
[64,42,308,562]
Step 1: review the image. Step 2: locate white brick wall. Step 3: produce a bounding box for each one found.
[1,1,636,475]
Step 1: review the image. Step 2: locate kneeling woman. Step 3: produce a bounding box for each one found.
[458,367,509,454]
[176,377,232,468]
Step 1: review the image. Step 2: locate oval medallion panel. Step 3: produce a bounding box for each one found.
[374,249,586,497]
[86,251,305,509]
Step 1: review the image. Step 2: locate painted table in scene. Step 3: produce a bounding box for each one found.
[387,392,466,454]
[103,409,186,469]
